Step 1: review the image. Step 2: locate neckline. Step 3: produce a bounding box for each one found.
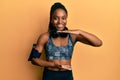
[50,35,70,48]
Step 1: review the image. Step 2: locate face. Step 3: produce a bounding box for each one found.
[51,9,67,31]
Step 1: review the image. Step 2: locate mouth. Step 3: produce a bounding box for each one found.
[57,24,64,28]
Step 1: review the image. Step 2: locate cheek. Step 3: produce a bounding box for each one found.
[52,20,58,25]
[54,20,58,24]
[63,20,67,24]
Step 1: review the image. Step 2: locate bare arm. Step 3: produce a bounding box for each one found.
[58,29,102,47]
[76,29,102,47]
[30,33,55,67]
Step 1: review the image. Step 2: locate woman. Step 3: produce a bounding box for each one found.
[28,2,102,80]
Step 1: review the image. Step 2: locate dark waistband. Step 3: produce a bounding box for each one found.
[44,67,72,72]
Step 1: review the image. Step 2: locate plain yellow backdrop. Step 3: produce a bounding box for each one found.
[0,0,120,80]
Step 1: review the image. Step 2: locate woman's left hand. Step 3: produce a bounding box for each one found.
[58,30,80,35]
[58,29,102,47]
[61,65,72,70]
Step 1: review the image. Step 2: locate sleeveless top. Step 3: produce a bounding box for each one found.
[45,34,74,60]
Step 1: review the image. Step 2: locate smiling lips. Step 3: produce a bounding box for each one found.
[57,24,64,28]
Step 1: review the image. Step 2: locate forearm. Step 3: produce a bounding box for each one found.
[31,58,73,70]
[78,30,102,46]
[31,58,55,67]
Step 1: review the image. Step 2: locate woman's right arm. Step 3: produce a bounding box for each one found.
[29,33,55,67]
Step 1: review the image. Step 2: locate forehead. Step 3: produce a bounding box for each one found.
[52,9,67,17]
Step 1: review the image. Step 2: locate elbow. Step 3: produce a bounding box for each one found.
[31,59,37,65]
[31,58,40,66]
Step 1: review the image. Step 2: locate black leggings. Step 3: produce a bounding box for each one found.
[43,68,74,80]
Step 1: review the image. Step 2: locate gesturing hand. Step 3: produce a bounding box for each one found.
[58,30,80,35]
[54,62,72,70]
[61,64,72,70]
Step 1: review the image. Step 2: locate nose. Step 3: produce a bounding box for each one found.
[58,18,62,24]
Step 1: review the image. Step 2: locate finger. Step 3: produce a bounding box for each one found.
[54,62,62,68]
[61,65,72,70]
[62,66,72,70]
[66,67,72,70]
[57,30,69,33]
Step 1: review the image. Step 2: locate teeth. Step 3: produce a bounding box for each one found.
[57,24,63,27]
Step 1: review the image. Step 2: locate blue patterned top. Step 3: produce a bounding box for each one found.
[45,34,74,60]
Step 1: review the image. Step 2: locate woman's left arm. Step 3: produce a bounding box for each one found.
[58,29,103,47]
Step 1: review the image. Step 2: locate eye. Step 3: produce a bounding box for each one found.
[62,17,66,20]
[53,17,58,20]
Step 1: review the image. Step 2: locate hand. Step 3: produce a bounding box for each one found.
[53,63,72,70]
[53,62,62,68]
[58,30,80,35]
[61,64,72,70]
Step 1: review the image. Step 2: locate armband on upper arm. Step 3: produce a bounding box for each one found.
[28,44,41,61]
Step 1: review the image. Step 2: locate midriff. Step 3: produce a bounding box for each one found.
[47,59,71,71]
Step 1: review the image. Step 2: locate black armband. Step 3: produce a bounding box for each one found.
[28,44,41,61]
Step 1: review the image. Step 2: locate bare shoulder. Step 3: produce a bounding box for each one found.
[69,33,77,44]
[37,32,49,44]
[35,32,49,52]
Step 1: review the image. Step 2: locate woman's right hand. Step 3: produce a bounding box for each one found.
[53,62,62,68]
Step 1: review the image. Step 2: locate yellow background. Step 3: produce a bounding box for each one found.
[0,0,120,80]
